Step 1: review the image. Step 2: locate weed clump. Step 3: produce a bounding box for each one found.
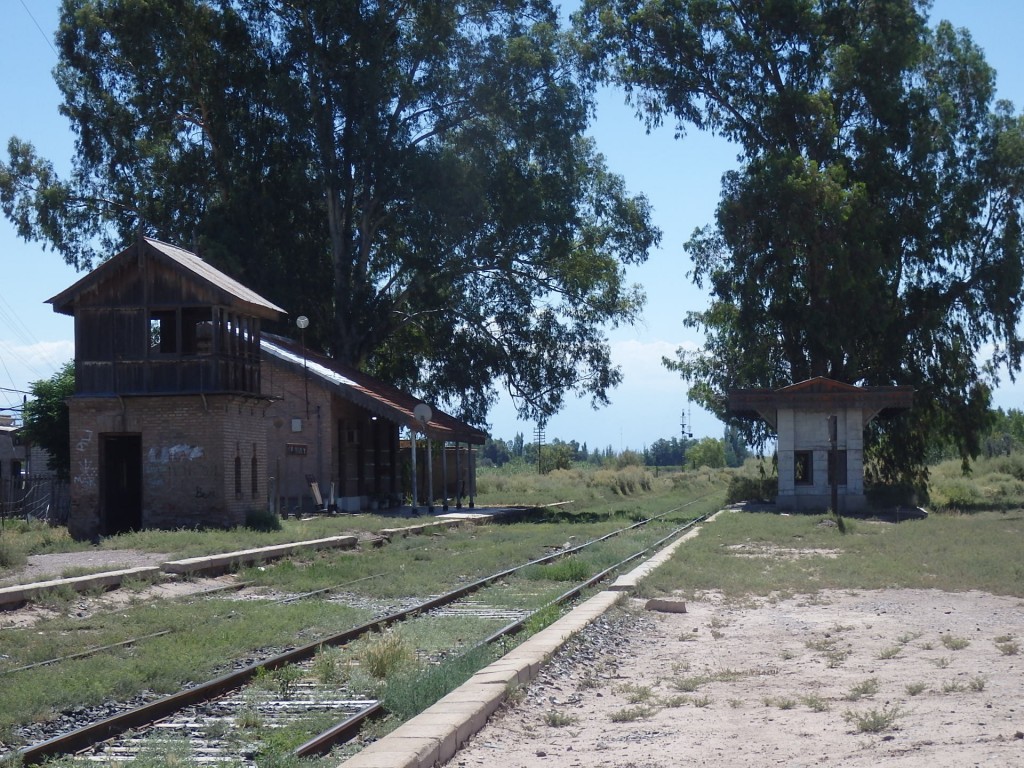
[843,704,904,733]
[0,535,27,569]
[362,630,415,679]
[244,507,282,532]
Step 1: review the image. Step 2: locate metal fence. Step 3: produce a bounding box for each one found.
[0,474,70,525]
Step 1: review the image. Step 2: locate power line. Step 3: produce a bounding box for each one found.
[18,0,58,57]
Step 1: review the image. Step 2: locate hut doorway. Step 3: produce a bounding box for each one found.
[101,434,143,534]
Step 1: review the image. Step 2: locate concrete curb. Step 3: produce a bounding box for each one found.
[0,533,360,608]
[339,512,721,768]
[0,566,163,607]
[162,534,358,576]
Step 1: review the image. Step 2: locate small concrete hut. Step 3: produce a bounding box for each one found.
[728,377,913,511]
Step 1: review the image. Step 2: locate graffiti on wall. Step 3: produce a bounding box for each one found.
[148,444,205,463]
[73,429,97,489]
[146,443,215,498]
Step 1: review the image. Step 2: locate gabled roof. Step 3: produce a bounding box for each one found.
[779,377,863,395]
[728,376,914,429]
[261,333,487,445]
[47,237,285,319]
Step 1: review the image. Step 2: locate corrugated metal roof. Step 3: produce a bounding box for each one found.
[47,237,285,318]
[262,333,487,444]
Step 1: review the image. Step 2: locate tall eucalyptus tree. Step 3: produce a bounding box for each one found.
[1,0,659,425]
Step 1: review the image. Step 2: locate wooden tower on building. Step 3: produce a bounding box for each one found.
[48,238,285,540]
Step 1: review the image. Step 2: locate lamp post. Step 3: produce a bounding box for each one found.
[296,316,309,418]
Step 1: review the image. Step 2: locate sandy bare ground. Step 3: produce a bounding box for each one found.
[453,589,1024,768]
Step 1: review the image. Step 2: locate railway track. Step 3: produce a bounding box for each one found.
[8,501,711,765]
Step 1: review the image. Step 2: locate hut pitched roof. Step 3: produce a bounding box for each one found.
[47,237,285,319]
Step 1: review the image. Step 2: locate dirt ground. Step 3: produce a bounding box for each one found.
[452,589,1024,768]
[0,550,236,628]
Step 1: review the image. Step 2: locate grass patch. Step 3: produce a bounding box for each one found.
[616,683,654,704]
[543,710,577,727]
[523,556,591,582]
[802,694,830,712]
[360,630,416,679]
[845,678,879,701]
[0,535,28,569]
[638,509,1024,599]
[877,645,901,660]
[995,639,1019,656]
[0,598,372,738]
[941,634,970,651]
[905,681,927,696]
[843,704,904,733]
[381,644,497,721]
[609,704,656,722]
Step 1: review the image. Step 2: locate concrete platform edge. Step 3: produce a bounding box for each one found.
[337,512,720,768]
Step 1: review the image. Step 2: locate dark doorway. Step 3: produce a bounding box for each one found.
[102,434,142,534]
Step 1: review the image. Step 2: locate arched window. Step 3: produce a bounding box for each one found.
[251,445,259,498]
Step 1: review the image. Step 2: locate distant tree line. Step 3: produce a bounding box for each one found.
[478,425,751,471]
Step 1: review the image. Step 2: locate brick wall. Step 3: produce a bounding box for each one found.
[68,394,268,540]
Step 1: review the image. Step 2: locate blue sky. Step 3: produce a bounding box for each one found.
[2,1,1023,452]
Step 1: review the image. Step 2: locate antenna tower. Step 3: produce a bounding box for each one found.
[535,423,546,475]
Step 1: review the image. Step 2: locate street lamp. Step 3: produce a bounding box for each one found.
[296,316,309,418]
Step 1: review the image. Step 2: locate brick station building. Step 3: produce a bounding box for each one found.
[49,237,486,539]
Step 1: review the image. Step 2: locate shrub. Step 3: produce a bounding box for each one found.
[726,474,777,504]
[930,479,980,510]
[362,630,415,679]
[244,507,282,532]
[843,704,903,733]
[0,535,27,569]
[865,480,920,508]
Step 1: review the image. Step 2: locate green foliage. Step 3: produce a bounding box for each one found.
[381,644,495,721]
[940,634,970,651]
[2,0,660,427]
[543,710,578,727]
[726,474,777,505]
[524,557,592,582]
[843,704,904,733]
[579,0,1024,485]
[21,361,74,480]
[0,535,27,569]
[687,438,726,469]
[609,704,655,722]
[244,507,282,533]
[845,677,879,701]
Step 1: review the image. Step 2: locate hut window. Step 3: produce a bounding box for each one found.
[794,451,813,485]
[234,455,243,498]
[251,453,259,498]
[150,311,177,354]
[181,308,213,356]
